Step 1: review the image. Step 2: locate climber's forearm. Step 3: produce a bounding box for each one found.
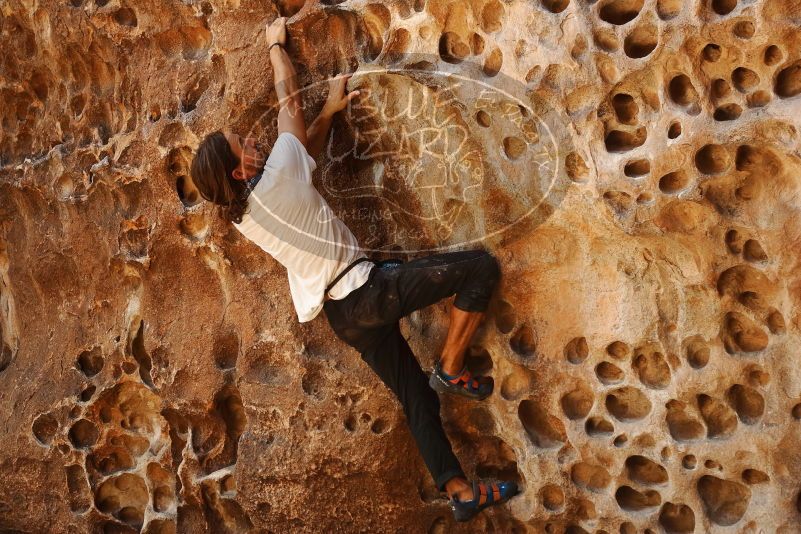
[270,45,298,100]
[270,45,307,144]
[305,108,335,161]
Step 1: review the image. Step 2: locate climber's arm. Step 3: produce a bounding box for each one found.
[267,17,308,146]
[305,74,360,161]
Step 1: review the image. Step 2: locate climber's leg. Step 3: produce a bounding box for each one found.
[359,322,465,492]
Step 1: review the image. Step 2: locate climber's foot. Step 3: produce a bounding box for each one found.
[430,360,493,400]
[449,480,519,522]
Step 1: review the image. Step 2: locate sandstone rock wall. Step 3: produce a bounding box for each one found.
[1,0,801,532]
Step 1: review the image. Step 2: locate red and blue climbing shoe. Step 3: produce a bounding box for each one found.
[429,360,493,400]
[450,480,519,522]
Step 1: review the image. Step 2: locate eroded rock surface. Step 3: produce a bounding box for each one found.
[1,0,801,532]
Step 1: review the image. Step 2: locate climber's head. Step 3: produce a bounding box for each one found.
[190,130,267,224]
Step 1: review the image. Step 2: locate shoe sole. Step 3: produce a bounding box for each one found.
[429,372,492,401]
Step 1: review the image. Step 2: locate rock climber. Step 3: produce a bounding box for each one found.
[189,17,518,522]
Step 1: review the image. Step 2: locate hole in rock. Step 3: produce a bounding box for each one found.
[483,48,503,77]
[668,74,698,106]
[500,369,532,401]
[542,0,570,14]
[88,448,135,476]
[615,485,661,511]
[585,416,614,436]
[113,7,137,26]
[69,419,99,449]
[598,0,644,25]
[594,28,619,51]
[518,399,566,448]
[696,475,751,526]
[656,0,681,19]
[685,338,710,369]
[658,170,690,194]
[624,158,650,177]
[658,502,696,533]
[33,413,59,445]
[213,330,239,370]
[732,67,759,92]
[77,347,104,377]
[697,394,738,439]
[561,384,594,420]
[80,385,96,402]
[370,418,388,434]
[475,110,491,127]
[541,484,565,510]
[721,311,768,354]
[732,20,754,39]
[624,24,657,58]
[626,455,669,485]
[564,336,588,364]
[65,464,91,512]
[470,32,485,55]
[129,320,154,388]
[565,152,589,182]
[711,78,731,99]
[713,103,742,121]
[741,469,769,485]
[775,60,801,98]
[711,0,737,16]
[596,361,624,384]
[703,43,721,62]
[747,90,771,107]
[466,346,493,375]
[766,309,785,334]
[481,0,504,33]
[494,300,516,333]
[763,45,782,66]
[604,127,646,152]
[726,384,764,424]
[503,136,526,160]
[95,473,149,529]
[181,74,209,113]
[510,325,536,358]
[439,32,469,64]
[612,93,638,124]
[742,239,767,262]
[606,340,630,360]
[694,144,729,174]
[606,387,651,421]
[668,121,681,139]
[570,462,611,492]
[632,350,670,389]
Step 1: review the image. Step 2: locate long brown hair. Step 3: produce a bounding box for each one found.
[190,131,250,224]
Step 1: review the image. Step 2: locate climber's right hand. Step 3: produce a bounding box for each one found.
[266,16,287,47]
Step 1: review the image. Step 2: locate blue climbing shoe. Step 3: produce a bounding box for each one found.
[450,480,519,522]
[429,360,493,400]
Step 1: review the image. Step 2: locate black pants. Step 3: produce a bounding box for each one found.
[323,249,501,491]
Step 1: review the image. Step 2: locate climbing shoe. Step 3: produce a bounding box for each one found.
[429,360,493,400]
[450,480,519,522]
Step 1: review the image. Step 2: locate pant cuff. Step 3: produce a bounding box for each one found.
[453,297,488,313]
[435,468,466,492]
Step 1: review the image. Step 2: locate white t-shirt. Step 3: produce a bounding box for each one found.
[233,132,374,322]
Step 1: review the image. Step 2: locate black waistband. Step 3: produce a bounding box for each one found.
[325,257,374,295]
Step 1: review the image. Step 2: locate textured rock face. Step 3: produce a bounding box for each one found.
[2,0,801,532]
